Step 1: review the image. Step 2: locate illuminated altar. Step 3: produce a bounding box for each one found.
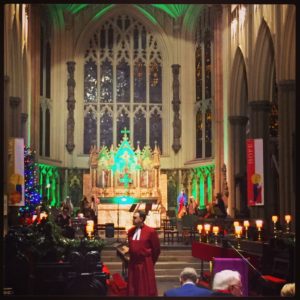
[85,129,164,228]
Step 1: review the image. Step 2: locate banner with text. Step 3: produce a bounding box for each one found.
[246,139,264,206]
[8,138,25,206]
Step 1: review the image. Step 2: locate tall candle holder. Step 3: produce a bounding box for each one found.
[204,224,211,243]
[272,215,278,238]
[235,226,242,249]
[212,226,219,245]
[243,220,250,239]
[285,215,291,233]
[86,220,94,239]
[256,220,263,241]
[197,224,203,242]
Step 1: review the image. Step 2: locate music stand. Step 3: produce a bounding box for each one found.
[129,204,137,212]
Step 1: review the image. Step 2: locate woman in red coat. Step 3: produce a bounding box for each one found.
[127,210,161,296]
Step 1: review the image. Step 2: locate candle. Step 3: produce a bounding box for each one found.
[32,215,37,222]
[235,225,243,237]
[212,226,219,235]
[197,224,203,233]
[272,215,278,223]
[256,220,263,229]
[204,224,211,232]
[243,220,250,228]
[285,215,291,223]
[233,221,240,227]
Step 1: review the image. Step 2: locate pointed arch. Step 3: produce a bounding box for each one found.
[279,5,295,81]
[252,19,275,100]
[229,47,248,116]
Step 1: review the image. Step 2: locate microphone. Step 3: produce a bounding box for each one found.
[226,240,268,282]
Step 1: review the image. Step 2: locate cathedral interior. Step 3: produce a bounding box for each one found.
[3,3,296,297]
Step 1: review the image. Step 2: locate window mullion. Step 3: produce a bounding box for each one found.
[113,34,117,147]
[146,33,150,146]
[130,31,134,145]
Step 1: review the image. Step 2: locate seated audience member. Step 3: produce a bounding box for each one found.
[164,267,213,297]
[281,283,295,297]
[211,270,242,296]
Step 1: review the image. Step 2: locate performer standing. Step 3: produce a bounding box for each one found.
[127,210,161,296]
[177,189,188,218]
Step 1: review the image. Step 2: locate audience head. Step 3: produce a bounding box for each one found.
[212,270,242,296]
[179,267,198,285]
[281,283,295,297]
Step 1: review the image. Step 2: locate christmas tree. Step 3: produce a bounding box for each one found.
[19,147,41,216]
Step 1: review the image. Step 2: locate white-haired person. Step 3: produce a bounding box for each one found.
[211,269,243,296]
[281,283,295,297]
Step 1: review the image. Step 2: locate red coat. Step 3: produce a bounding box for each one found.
[127,224,161,296]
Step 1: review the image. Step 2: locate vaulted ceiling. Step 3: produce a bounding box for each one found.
[44,4,206,30]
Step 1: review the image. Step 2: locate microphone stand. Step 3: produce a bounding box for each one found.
[227,240,267,282]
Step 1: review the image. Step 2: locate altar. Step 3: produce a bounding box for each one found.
[84,129,165,228]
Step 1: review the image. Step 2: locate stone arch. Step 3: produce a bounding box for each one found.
[251,19,275,101]
[229,47,248,116]
[279,5,295,81]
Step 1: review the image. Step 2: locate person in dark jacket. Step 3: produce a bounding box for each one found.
[213,193,227,218]
[164,267,213,297]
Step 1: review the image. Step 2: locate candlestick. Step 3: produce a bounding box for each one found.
[256,220,263,241]
[233,221,240,227]
[197,224,203,242]
[212,226,219,244]
[272,215,278,238]
[285,215,291,233]
[235,226,242,249]
[204,224,211,243]
[243,220,249,239]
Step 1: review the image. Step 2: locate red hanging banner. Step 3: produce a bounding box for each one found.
[246,139,264,206]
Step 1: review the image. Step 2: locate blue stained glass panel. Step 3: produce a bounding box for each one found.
[134,61,146,103]
[116,60,130,102]
[117,110,130,145]
[134,110,146,149]
[150,110,162,151]
[100,59,113,103]
[84,59,97,103]
[84,109,97,154]
[100,110,113,147]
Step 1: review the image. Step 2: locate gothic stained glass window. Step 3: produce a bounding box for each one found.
[116,59,130,102]
[134,109,146,149]
[149,60,162,103]
[46,42,51,98]
[205,107,212,157]
[195,10,213,159]
[83,14,163,154]
[84,109,97,154]
[84,59,97,103]
[150,109,162,150]
[134,60,146,103]
[196,45,202,102]
[45,108,50,157]
[117,109,130,146]
[100,109,113,147]
[204,30,212,99]
[100,59,113,103]
[196,109,203,158]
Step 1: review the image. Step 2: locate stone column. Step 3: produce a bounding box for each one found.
[212,5,224,195]
[248,100,271,222]
[171,64,182,153]
[277,80,295,230]
[228,116,248,214]
[66,61,76,153]
[9,96,21,137]
[21,112,28,142]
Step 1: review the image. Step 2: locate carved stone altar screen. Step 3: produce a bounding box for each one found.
[85,129,162,227]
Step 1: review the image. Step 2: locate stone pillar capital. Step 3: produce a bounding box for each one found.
[21,113,28,123]
[228,115,248,126]
[9,96,21,108]
[249,100,271,112]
